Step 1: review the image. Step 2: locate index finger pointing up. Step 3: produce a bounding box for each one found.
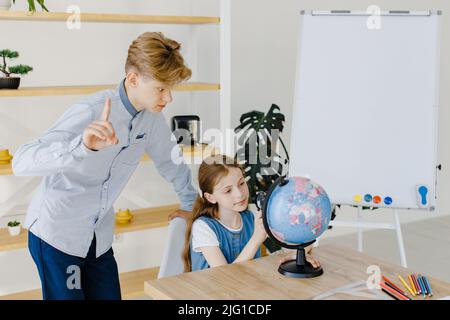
[100,97,111,121]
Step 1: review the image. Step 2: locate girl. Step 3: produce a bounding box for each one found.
[183,154,322,272]
[183,155,266,272]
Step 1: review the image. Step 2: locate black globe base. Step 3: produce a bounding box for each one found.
[278,260,323,278]
[277,244,324,278]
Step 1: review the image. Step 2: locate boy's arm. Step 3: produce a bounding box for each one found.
[12,103,96,176]
[145,114,197,212]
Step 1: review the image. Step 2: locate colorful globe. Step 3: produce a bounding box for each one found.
[264,177,332,246]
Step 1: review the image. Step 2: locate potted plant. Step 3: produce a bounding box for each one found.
[0,0,48,11]
[7,220,21,236]
[0,49,33,89]
[11,0,48,12]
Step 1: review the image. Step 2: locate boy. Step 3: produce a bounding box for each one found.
[12,32,197,300]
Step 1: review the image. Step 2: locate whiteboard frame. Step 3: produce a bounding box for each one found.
[290,10,442,211]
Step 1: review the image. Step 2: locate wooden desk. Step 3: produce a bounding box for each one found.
[144,244,450,300]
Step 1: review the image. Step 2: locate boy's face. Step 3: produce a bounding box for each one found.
[204,167,250,213]
[126,72,173,113]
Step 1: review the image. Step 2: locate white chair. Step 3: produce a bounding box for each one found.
[158,217,187,278]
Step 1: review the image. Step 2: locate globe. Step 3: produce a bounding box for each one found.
[257,176,332,278]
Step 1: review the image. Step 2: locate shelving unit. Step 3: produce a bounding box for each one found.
[0,1,231,299]
[0,204,180,253]
[0,83,220,97]
[0,144,217,176]
[0,11,219,24]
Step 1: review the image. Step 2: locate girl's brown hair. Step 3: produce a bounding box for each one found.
[125,32,192,86]
[183,155,245,272]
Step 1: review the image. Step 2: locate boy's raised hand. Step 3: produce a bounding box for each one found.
[83,97,119,151]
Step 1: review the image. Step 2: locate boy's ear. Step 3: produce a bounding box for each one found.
[203,192,216,204]
[126,71,139,87]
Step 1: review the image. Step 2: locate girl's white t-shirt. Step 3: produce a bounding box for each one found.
[191,217,243,253]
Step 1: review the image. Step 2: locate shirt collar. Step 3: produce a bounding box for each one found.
[119,79,139,118]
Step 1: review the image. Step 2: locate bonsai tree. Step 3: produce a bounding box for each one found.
[12,0,49,12]
[0,49,33,78]
[7,220,20,227]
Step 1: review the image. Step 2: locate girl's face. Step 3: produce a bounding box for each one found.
[204,167,249,213]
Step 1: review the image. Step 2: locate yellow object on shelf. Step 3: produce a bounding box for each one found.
[115,209,133,224]
[0,149,13,165]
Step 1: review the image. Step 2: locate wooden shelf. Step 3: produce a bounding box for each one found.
[0,163,11,175]
[0,266,159,300]
[0,144,217,176]
[0,83,220,97]
[0,203,180,253]
[0,11,219,24]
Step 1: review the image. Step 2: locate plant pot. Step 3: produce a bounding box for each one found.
[8,225,21,236]
[0,77,20,89]
[0,0,12,11]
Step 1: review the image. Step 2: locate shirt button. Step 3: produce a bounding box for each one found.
[104,185,108,190]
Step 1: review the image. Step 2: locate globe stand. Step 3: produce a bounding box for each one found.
[278,242,323,278]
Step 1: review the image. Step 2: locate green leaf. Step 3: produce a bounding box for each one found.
[7,220,20,227]
[0,50,19,59]
[27,0,36,12]
[8,64,33,75]
[36,0,48,12]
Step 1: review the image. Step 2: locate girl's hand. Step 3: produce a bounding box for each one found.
[252,210,268,244]
[279,252,321,269]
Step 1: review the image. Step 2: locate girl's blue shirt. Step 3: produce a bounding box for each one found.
[190,210,261,271]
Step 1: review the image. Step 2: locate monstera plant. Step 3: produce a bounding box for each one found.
[234,104,338,253]
[234,104,289,252]
[234,104,289,203]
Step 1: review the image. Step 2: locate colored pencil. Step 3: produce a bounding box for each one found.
[418,275,427,297]
[412,274,421,294]
[382,288,400,300]
[398,275,415,296]
[380,282,411,300]
[382,275,408,296]
[423,275,433,297]
[408,274,417,296]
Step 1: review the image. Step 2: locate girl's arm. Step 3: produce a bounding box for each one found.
[198,235,262,267]
[232,210,267,263]
[197,211,267,267]
[198,246,228,267]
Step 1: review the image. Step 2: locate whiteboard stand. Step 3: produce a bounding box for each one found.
[329,206,408,268]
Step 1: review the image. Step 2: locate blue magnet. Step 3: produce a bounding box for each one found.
[416,185,429,208]
[384,197,393,205]
[364,194,372,202]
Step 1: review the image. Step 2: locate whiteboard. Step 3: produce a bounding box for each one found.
[289,11,441,210]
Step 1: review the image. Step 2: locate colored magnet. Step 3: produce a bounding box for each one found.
[384,197,393,205]
[416,185,429,208]
[373,196,381,204]
[364,194,372,202]
[354,195,362,203]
